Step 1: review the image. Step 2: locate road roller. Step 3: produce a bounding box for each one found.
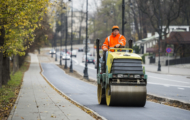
[96,39,147,106]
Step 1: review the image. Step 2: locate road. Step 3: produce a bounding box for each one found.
[53,49,190,104]
[41,63,190,120]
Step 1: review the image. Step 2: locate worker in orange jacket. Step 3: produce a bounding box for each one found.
[102,26,126,51]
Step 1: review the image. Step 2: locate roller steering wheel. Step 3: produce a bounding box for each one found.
[114,45,124,48]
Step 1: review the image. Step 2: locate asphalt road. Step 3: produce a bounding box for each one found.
[53,49,190,103]
[41,63,190,120]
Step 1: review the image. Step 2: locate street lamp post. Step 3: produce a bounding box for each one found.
[55,32,57,61]
[70,0,73,72]
[158,0,161,71]
[60,0,64,65]
[64,3,68,69]
[122,0,125,36]
[83,0,89,80]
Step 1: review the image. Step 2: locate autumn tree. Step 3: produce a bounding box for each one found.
[0,0,50,87]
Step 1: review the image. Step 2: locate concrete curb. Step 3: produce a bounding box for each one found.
[7,87,22,120]
[39,63,107,120]
[147,93,190,111]
[146,70,190,77]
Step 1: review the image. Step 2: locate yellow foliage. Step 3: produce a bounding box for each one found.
[0,0,51,56]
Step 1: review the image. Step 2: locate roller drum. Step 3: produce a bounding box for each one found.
[106,85,147,106]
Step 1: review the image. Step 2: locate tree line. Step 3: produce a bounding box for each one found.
[0,0,53,88]
[90,0,189,45]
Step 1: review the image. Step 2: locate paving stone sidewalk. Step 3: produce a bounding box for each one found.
[8,53,94,120]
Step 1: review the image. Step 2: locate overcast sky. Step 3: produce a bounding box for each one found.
[70,0,101,13]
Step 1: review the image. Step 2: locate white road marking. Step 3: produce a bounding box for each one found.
[80,63,95,70]
[149,76,189,84]
[178,88,184,90]
[148,82,190,88]
[72,58,78,65]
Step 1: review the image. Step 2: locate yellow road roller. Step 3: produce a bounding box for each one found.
[96,39,147,106]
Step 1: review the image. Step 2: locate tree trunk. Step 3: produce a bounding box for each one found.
[0,27,5,88]
[2,56,10,85]
[0,53,3,88]
[13,54,19,75]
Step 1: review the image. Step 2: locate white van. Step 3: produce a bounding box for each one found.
[71,50,77,57]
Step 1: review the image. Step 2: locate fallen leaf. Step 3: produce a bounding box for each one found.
[21,117,24,119]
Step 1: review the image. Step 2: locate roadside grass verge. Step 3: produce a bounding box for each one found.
[0,56,30,120]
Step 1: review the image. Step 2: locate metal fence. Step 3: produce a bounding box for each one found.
[149,57,155,64]
[166,57,190,66]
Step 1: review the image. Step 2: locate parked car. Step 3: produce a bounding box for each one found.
[82,55,95,64]
[49,49,56,54]
[78,48,83,52]
[71,50,77,57]
[62,52,70,60]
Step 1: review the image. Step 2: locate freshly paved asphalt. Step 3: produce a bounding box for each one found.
[54,49,190,103]
[41,63,190,120]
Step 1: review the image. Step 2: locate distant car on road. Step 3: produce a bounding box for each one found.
[78,48,83,52]
[84,52,92,56]
[62,52,70,60]
[82,55,95,64]
[63,49,70,54]
[71,50,77,57]
[87,52,92,56]
[83,46,90,52]
[49,49,56,54]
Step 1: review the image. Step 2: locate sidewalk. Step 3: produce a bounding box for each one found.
[144,64,190,76]
[8,53,94,120]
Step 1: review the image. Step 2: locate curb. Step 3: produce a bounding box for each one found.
[39,63,107,120]
[146,70,190,77]
[7,88,22,120]
[147,94,190,111]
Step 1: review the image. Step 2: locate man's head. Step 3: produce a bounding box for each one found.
[112,26,119,36]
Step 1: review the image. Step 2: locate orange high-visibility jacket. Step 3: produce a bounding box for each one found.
[102,33,126,50]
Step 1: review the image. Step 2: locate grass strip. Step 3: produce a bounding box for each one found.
[0,56,30,120]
